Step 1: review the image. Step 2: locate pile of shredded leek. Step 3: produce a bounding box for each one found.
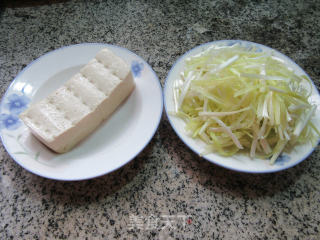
[172,44,319,164]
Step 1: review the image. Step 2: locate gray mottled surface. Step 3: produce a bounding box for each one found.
[1,0,320,239]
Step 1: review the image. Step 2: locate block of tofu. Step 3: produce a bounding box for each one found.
[20,48,135,153]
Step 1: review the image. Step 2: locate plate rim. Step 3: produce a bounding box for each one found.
[164,39,320,174]
[0,42,163,181]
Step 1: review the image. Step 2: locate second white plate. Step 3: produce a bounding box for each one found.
[0,43,163,180]
[164,40,320,173]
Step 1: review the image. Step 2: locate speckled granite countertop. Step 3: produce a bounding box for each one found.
[1,0,320,239]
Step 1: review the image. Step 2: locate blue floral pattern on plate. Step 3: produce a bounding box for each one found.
[274,154,291,166]
[1,93,30,131]
[131,61,144,77]
[1,93,40,159]
[0,114,21,130]
[4,93,30,115]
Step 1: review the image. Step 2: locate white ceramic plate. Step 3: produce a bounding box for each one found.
[0,43,163,180]
[164,40,320,173]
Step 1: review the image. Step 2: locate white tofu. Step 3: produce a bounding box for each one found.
[20,48,135,153]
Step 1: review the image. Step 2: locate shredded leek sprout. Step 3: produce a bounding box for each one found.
[173,44,319,164]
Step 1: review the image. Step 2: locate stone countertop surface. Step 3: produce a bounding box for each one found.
[0,0,319,239]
